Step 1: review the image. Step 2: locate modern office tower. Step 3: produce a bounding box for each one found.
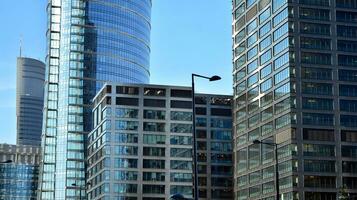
[16,57,45,146]
[0,144,40,199]
[38,0,152,199]
[233,0,357,199]
[87,83,233,200]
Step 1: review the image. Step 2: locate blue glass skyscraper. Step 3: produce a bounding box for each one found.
[38,0,151,199]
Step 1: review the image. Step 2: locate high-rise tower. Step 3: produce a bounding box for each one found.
[233,0,357,199]
[38,0,151,199]
[16,57,45,146]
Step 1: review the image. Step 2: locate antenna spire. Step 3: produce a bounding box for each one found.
[20,35,23,57]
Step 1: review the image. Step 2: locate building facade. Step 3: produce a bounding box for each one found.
[16,57,45,146]
[87,84,233,200]
[233,0,357,199]
[0,144,40,199]
[38,0,152,199]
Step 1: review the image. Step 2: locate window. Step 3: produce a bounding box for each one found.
[143,172,165,181]
[114,158,138,168]
[261,78,272,92]
[247,0,257,7]
[260,36,272,51]
[170,148,192,157]
[247,32,258,47]
[260,49,272,64]
[337,25,357,37]
[300,0,330,6]
[275,82,290,100]
[248,100,259,114]
[303,113,334,126]
[114,146,138,156]
[261,122,273,135]
[170,123,192,133]
[273,22,289,41]
[144,99,166,107]
[338,40,357,52]
[341,115,357,127]
[143,135,166,144]
[301,37,330,50]
[342,130,357,142]
[275,97,292,114]
[261,107,273,121]
[304,176,336,188]
[303,128,334,141]
[260,8,271,24]
[170,100,191,109]
[301,52,331,65]
[171,89,191,98]
[274,52,289,70]
[302,83,332,95]
[340,85,357,97]
[301,23,330,36]
[170,173,192,182]
[275,67,290,84]
[144,88,166,96]
[259,22,271,37]
[247,46,258,60]
[274,37,289,56]
[336,0,357,8]
[302,98,333,110]
[143,122,165,132]
[247,19,258,33]
[236,81,246,95]
[302,67,332,80]
[235,42,245,57]
[300,8,330,21]
[247,59,258,73]
[235,28,245,44]
[170,160,192,170]
[273,0,287,12]
[115,133,138,144]
[248,86,259,100]
[170,136,192,145]
[234,3,245,19]
[303,144,335,157]
[116,108,138,118]
[342,146,357,158]
[116,97,139,106]
[143,159,165,169]
[144,110,165,120]
[115,121,138,131]
[143,185,165,194]
[235,68,246,82]
[170,111,192,121]
[261,64,272,79]
[273,8,288,26]
[261,92,273,106]
[304,160,335,172]
[339,55,357,67]
[276,113,292,129]
[248,73,259,87]
[337,10,357,23]
[170,186,192,196]
[116,86,139,95]
[113,184,137,193]
[211,119,232,128]
[340,100,357,112]
[143,147,165,157]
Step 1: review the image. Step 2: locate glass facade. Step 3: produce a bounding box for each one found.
[87,84,233,200]
[38,0,151,199]
[233,0,357,199]
[0,144,40,200]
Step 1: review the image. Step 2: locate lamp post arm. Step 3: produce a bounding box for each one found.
[192,73,211,80]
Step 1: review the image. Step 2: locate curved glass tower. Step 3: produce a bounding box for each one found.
[38,0,151,199]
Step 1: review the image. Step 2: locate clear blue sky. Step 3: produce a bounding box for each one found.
[0,0,232,144]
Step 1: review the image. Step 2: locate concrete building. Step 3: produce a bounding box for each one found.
[16,57,45,146]
[38,0,152,199]
[87,83,233,200]
[232,0,357,199]
[0,144,40,199]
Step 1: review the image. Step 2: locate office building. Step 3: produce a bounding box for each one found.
[87,83,233,200]
[233,0,357,199]
[16,57,45,146]
[0,144,40,199]
[38,0,152,199]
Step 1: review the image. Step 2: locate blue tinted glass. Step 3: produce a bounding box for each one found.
[261,64,272,79]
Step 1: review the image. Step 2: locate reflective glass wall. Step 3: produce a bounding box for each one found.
[233,0,357,199]
[38,0,151,199]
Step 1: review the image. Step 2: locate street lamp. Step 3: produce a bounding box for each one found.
[0,160,13,164]
[253,140,279,200]
[192,73,221,200]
